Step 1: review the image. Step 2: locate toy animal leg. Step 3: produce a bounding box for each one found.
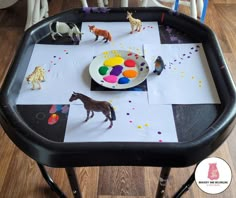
[137,24,142,32]
[130,25,135,34]
[51,32,57,40]
[107,116,113,128]
[31,82,35,90]
[85,110,90,122]
[37,82,41,89]
[90,111,94,118]
[95,35,99,41]
[104,115,113,128]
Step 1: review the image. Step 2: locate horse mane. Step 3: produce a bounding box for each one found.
[73,92,92,101]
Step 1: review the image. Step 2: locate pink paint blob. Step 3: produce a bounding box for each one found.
[103,75,118,83]
[49,105,57,114]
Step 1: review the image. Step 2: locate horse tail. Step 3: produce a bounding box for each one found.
[107,32,112,41]
[109,105,116,120]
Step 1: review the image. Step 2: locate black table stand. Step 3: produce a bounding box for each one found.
[37,163,196,198]
[37,163,82,198]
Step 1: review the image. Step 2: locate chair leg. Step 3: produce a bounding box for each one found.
[65,168,82,198]
[80,0,88,7]
[155,167,171,198]
[37,163,67,198]
[173,166,196,198]
[190,0,197,19]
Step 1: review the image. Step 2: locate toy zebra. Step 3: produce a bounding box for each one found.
[26,66,45,90]
[126,11,142,34]
[49,21,82,44]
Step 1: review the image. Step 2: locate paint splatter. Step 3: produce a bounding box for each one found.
[104,57,124,67]
[124,59,136,67]
[103,75,118,83]
[48,114,59,125]
[99,66,109,75]
[49,105,57,114]
[118,77,130,84]
[110,65,123,76]
[123,70,138,78]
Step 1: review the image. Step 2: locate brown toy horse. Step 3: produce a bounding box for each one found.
[69,92,116,128]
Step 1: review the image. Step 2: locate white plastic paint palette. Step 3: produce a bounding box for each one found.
[89,50,149,89]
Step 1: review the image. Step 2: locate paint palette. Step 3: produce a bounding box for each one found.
[89,50,149,89]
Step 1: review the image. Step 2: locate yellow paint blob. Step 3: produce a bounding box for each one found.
[52,114,57,118]
[123,70,138,78]
[137,125,142,129]
[103,57,124,67]
[144,123,149,127]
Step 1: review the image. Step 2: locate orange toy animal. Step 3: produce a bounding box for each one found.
[88,25,112,43]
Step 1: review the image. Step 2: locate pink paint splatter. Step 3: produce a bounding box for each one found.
[103,75,118,83]
[49,105,57,114]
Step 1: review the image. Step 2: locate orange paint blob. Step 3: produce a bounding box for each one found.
[123,70,138,78]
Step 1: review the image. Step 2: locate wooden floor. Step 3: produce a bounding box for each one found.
[0,0,236,197]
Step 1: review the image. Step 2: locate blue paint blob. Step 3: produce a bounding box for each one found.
[140,62,145,66]
[118,77,130,84]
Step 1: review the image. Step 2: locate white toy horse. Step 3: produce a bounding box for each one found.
[49,21,82,44]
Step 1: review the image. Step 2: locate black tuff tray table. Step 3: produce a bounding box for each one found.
[0,7,236,168]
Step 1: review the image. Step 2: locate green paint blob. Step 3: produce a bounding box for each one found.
[99,66,109,75]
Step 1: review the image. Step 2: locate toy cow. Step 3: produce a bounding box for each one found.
[49,21,82,44]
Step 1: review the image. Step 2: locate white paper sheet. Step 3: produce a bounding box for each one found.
[81,22,161,56]
[144,43,221,104]
[17,44,93,104]
[64,100,177,143]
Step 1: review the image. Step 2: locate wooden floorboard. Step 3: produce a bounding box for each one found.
[0,0,236,197]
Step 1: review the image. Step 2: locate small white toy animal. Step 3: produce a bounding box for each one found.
[126,11,142,34]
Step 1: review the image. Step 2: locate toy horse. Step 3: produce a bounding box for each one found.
[49,21,82,44]
[26,66,45,90]
[69,92,116,128]
[126,11,142,34]
[88,25,112,43]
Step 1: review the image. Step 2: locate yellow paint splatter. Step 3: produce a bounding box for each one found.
[198,80,202,88]
[137,125,142,129]
[104,57,124,67]
[144,123,149,127]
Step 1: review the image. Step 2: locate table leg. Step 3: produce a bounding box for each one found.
[173,166,196,198]
[65,168,82,198]
[155,167,171,198]
[37,163,67,198]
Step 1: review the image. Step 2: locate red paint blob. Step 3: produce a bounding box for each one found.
[48,114,59,125]
[124,59,136,67]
